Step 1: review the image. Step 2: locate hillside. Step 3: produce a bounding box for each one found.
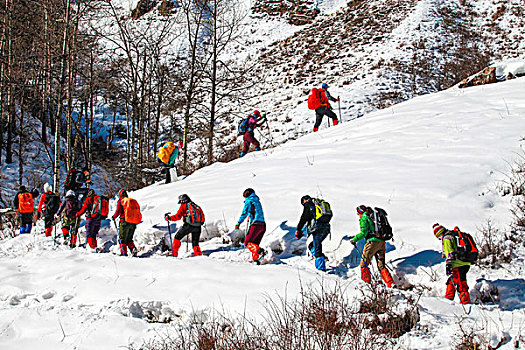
[1,72,524,348]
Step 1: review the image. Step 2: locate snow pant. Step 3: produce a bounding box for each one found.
[19,213,33,234]
[242,130,260,154]
[172,223,202,257]
[119,221,137,256]
[85,218,101,249]
[307,226,330,271]
[62,216,80,246]
[314,107,338,129]
[445,265,471,304]
[360,240,394,286]
[245,222,266,261]
[43,215,55,237]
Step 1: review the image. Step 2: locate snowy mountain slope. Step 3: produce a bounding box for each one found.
[1,76,525,349]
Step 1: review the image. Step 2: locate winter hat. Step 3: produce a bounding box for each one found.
[253,110,260,117]
[301,195,312,205]
[356,205,367,214]
[243,188,254,198]
[177,141,183,149]
[433,223,446,238]
[321,83,329,89]
[178,194,191,204]
[44,183,52,193]
[66,190,76,197]
[119,189,128,199]
[19,185,27,192]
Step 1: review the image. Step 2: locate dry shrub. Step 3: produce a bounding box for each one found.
[131,281,421,350]
[358,280,420,338]
[476,219,513,268]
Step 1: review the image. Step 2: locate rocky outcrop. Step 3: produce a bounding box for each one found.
[252,0,320,25]
[131,0,158,19]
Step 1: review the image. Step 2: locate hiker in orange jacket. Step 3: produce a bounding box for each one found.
[164,194,205,257]
[112,189,141,257]
[13,185,39,235]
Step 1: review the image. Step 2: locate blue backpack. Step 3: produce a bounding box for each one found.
[238,117,250,135]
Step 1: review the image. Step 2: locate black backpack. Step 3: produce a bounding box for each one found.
[370,207,393,241]
[45,193,60,216]
[64,169,78,190]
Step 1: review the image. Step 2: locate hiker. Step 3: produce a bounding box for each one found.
[295,195,332,271]
[112,189,141,257]
[235,188,267,264]
[350,205,395,287]
[64,167,92,198]
[239,110,267,157]
[37,183,61,237]
[157,141,182,184]
[75,189,108,251]
[164,194,205,257]
[55,190,81,248]
[308,83,339,132]
[13,185,39,235]
[433,223,471,304]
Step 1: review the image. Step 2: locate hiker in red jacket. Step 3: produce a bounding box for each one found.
[240,110,267,157]
[313,83,339,132]
[76,189,106,251]
[37,183,61,237]
[164,194,205,257]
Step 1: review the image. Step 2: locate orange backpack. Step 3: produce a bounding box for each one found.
[121,197,142,224]
[18,192,34,213]
[158,142,175,164]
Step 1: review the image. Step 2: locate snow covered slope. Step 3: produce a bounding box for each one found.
[1,77,525,349]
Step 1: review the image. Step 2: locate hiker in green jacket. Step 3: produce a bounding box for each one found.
[433,223,471,304]
[350,205,395,287]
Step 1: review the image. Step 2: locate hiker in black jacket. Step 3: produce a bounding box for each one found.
[295,195,331,271]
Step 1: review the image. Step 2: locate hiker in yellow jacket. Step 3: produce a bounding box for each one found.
[157,141,182,184]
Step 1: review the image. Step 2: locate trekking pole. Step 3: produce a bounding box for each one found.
[186,234,189,253]
[166,214,173,255]
[337,97,343,123]
[113,218,124,255]
[53,219,57,247]
[265,120,274,147]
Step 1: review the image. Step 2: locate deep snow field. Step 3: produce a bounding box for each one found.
[1,75,525,349]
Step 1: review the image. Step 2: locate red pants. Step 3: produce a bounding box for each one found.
[445,265,471,304]
[242,131,260,153]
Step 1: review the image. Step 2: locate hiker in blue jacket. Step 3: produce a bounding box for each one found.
[235,188,267,264]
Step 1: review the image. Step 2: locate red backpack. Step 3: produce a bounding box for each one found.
[89,195,109,219]
[307,88,322,110]
[184,202,205,226]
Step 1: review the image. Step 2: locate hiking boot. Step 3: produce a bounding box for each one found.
[313,128,318,132]
[69,244,76,249]
[255,248,267,265]
[130,247,138,257]
[333,120,339,126]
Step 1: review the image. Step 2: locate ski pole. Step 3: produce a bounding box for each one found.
[265,120,274,147]
[337,97,343,123]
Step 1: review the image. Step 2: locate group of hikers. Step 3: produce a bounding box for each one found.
[10,79,476,305]
[155,83,340,183]
[13,179,475,305]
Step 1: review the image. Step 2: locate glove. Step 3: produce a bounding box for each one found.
[235,223,240,230]
[261,113,266,118]
[445,264,452,276]
[164,213,171,221]
[349,236,356,246]
[336,97,340,102]
[295,230,303,239]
